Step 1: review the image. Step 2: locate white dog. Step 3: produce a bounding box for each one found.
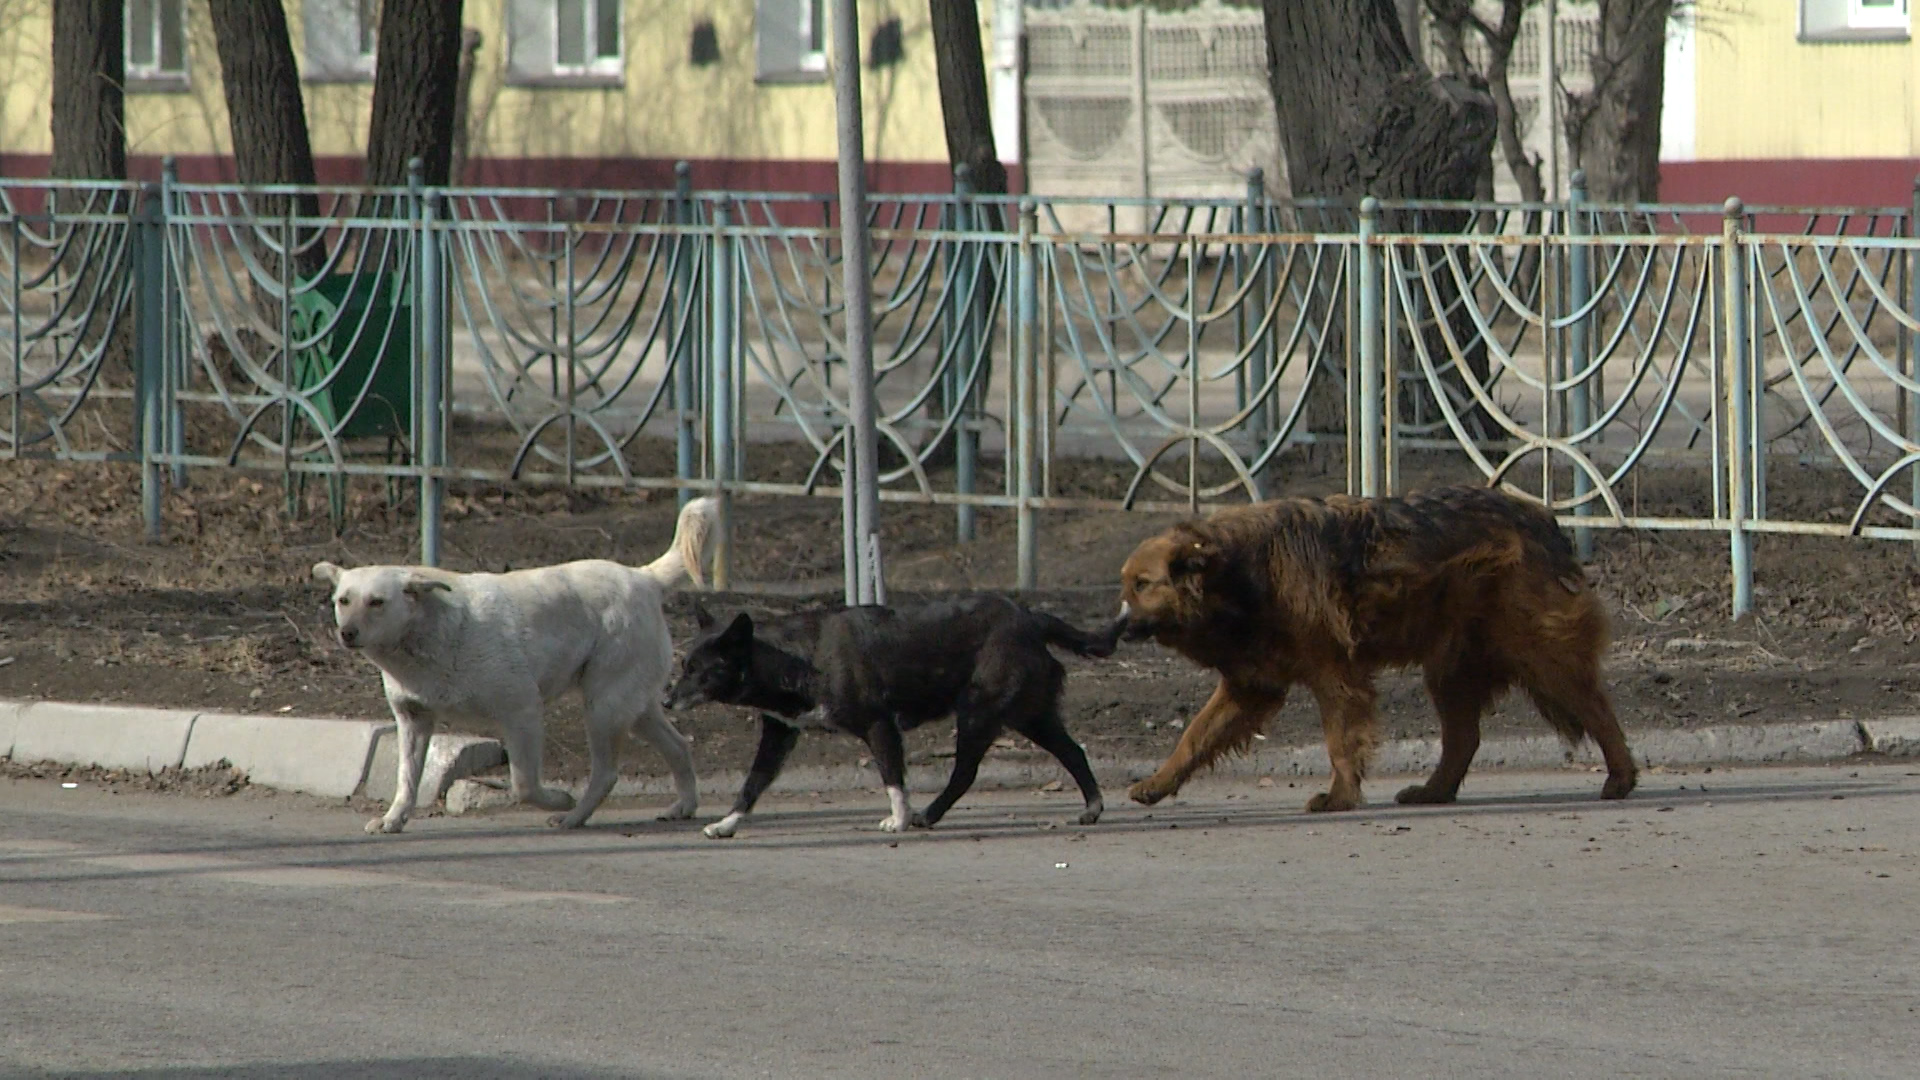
[315,496,718,835]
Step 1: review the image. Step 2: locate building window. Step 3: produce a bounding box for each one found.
[1801,0,1911,40]
[555,0,621,73]
[757,0,827,83]
[305,0,378,83]
[506,0,623,85]
[357,0,379,59]
[125,0,187,88]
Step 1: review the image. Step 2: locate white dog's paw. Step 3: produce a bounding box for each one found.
[877,815,909,833]
[658,799,698,822]
[365,816,407,835]
[703,813,743,839]
[547,812,585,829]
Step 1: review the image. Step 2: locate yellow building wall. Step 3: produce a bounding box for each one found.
[1692,0,1918,160]
[0,0,958,174]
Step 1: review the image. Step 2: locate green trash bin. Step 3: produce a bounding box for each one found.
[290,273,414,442]
[288,273,416,530]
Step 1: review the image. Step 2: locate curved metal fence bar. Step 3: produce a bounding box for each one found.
[1388,230,1725,529]
[0,184,138,461]
[1753,234,1920,537]
[7,171,1920,616]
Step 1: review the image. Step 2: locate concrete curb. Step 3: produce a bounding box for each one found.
[183,712,392,800]
[10,702,197,774]
[362,731,508,808]
[1861,716,1920,756]
[3,697,1910,811]
[0,700,26,760]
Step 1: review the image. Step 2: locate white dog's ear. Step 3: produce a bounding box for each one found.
[401,573,453,598]
[313,562,343,587]
[693,601,716,631]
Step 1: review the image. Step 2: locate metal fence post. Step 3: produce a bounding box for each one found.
[419,189,446,568]
[1909,175,1919,559]
[952,164,978,543]
[1568,170,1594,560]
[1357,196,1384,498]
[160,157,187,488]
[1016,201,1040,590]
[710,203,735,591]
[672,161,697,508]
[1722,198,1753,619]
[1245,168,1271,459]
[135,184,165,542]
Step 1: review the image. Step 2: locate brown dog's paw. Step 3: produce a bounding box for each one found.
[1305,790,1360,813]
[1128,778,1173,806]
[1394,783,1454,806]
[1600,771,1638,800]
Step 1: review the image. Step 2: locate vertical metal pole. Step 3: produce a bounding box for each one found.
[1723,198,1752,619]
[1016,201,1040,590]
[137,186,164,541]
[1132,5,1150,232]
[1187,235,1200,515]
[1357,197,1384,498]
[1910,175,1920,559]
[563,223,578,487]
[832,0,883,605]
[673,161,697,508]
[1544,0,1561,200]
[419,191,446,567]
[953,164,978,543]
[280,205,295,519]
[1246,168,1270,451]
[710,203,735,591]
[1345,233,1361,496]
[161,157,186,488]
[8,218,19,463]
[1568,170,1594,560]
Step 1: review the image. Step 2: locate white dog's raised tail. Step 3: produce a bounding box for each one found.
[641,496,719,590]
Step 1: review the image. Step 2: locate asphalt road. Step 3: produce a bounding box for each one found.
[1,762,1915,1079]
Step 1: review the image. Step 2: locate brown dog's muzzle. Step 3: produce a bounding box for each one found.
[1116,600,1160,642]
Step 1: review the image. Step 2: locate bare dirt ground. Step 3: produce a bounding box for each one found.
[6,427,1920,786]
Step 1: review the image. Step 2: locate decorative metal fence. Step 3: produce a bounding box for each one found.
[4,165,1918,616]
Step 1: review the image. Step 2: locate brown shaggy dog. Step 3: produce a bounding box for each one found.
[1116,485,1637,812]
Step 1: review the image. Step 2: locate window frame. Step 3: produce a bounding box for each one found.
[354,0,379,72]
[1849,0,1911,29]
[1800,0,1911,41]
[124,0,189,91]
[550,0,623,78]
[799,0,827,74]
[757,0,829,84]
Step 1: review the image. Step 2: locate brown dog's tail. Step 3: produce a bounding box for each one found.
[640,496,719,590]
[1029,609,1125,659]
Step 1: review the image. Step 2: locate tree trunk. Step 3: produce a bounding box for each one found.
[365,0,467,188]
[448,27,485,187]
[1263,0,1500,452]
[1427,0,1546,203]
[1265,0,1494,207]
[1564,0,1671,202]
[49,1,129,380]
[49,0,125,182]
[927,0,1005,465]
[207,1,326,281]
[929,0,1007,198]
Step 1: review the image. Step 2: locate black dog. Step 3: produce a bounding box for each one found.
[665,595,1124,838]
